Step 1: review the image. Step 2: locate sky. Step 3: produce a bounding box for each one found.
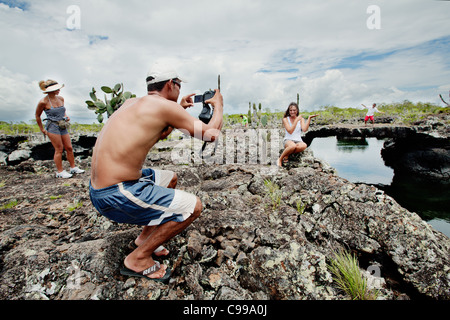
[0,0,449,123]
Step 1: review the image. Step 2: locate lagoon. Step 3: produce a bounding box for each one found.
[309,136,450,238]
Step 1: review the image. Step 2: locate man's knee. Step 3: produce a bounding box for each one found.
[168,173,178,189]
[192,197,202,219]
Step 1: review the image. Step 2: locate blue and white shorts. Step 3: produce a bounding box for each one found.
[89,168,198,226]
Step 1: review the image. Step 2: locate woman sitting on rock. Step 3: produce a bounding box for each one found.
[35,79,84,178]
[278,102,318,167]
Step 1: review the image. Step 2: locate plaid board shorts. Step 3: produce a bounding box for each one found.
[89,168,197,226]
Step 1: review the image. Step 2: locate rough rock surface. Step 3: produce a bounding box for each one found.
[0,142,449,300]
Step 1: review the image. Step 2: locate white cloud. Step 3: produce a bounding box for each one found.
[0,66,37,122]
[0,0,449,123]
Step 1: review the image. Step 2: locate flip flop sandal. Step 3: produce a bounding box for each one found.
[120,261,171,283]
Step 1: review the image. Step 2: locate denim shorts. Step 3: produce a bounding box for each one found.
[45,121,69,135]
[284,139,303,145]
[89,168,197,226]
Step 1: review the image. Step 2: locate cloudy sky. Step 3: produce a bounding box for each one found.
[0,0,449,123]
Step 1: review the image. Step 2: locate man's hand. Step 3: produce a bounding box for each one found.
[180,94,195,109]
[205,89,223,109]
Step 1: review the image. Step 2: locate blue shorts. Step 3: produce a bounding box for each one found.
[89,168,198,226]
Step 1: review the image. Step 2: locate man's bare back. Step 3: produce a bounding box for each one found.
[91,91,223,189]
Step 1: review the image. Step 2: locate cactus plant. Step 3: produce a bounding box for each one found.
[248,101,270,128]
[439,90,449,106]
[261,114,268,127]
[86,83,136,123]
[252,103,258,126]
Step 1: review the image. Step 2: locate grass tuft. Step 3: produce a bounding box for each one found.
[264,179,282,209]
[328,249,379,300]
[0,199,18,210]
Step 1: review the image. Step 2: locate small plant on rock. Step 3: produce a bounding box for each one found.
[296,199,306,215]
[264,179,282,209]
[68,201,83,212]
[0,199,18,210]
[328,249,379,300]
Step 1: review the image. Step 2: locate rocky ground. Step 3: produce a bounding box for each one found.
[0,140,449,300]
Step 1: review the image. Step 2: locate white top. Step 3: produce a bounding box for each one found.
[284,117,303,142]
[363,105,380,116]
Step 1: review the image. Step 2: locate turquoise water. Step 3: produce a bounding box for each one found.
[309,137,450,238]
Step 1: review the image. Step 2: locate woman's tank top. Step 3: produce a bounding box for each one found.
[44,96,66,122]
[284,117,303,142]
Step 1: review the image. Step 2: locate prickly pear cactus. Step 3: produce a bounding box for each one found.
[248,101,269,128]
[261,114,268,127]
[86,83,136,123]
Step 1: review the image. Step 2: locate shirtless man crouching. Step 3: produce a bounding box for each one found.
[89,63,223,282]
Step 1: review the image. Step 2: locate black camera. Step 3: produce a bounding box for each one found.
[195,90,215,124]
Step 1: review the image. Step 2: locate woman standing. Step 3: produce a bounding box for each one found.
[278,102,318,167]
[35,79,84,178]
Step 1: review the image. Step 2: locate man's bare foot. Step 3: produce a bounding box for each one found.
[134,238,170,257]
[277,158,283,167]
[153,246,170,257]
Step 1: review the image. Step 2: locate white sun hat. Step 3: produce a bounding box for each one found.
[146,62,187,86]
[43,81,64,94]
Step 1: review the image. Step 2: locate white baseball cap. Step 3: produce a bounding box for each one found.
[146,63,187,86]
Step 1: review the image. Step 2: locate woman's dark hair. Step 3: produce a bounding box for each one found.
[284,102,299,118]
